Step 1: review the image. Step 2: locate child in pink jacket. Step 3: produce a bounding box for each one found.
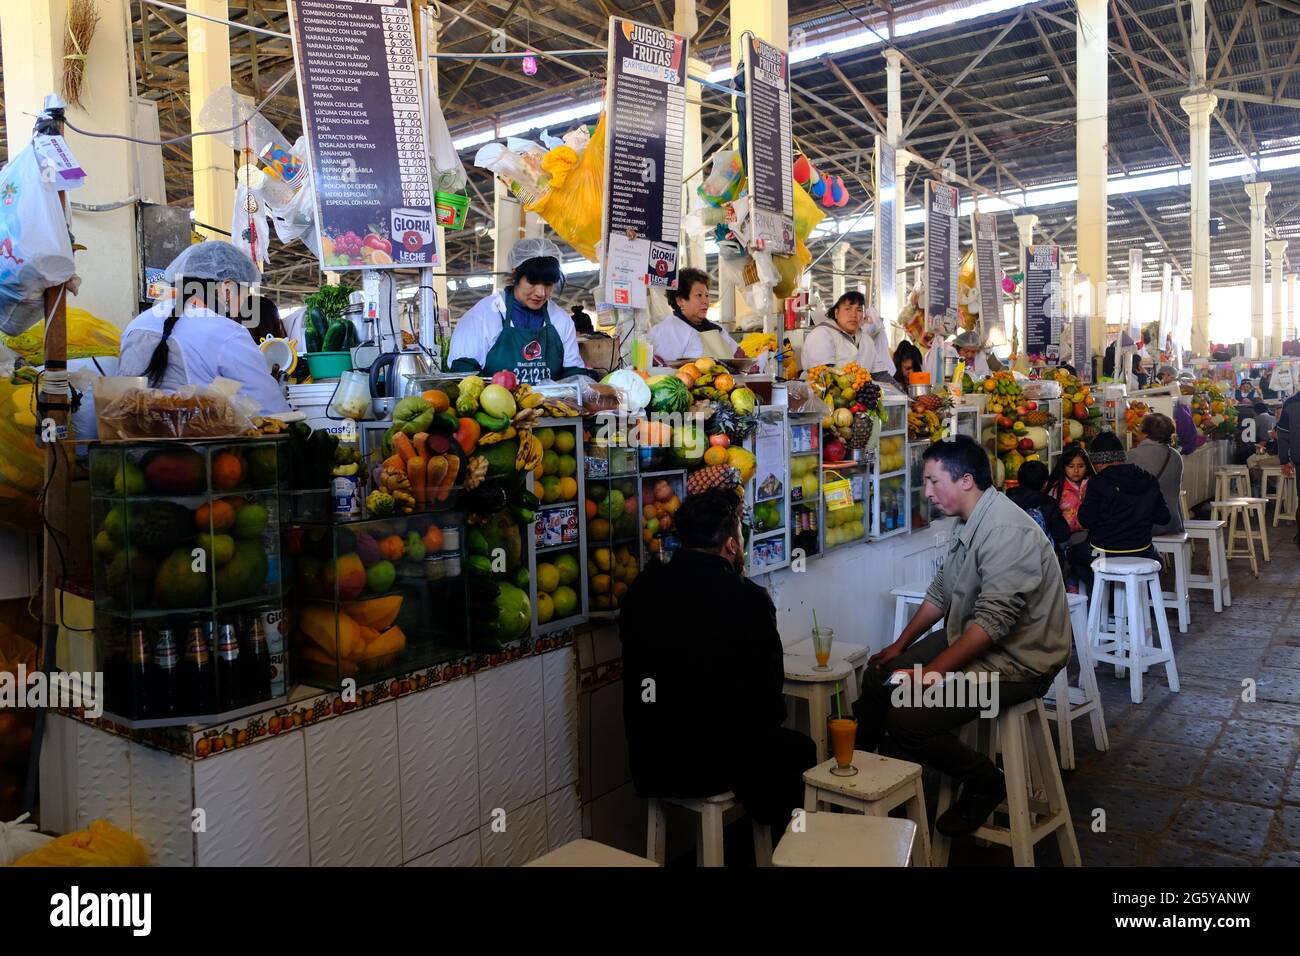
[1045,445,1095,545]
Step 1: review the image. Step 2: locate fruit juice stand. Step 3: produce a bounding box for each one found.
[907,404,979,530]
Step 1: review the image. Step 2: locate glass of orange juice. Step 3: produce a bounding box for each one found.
[828,715,858,776]
[812,626,834,670]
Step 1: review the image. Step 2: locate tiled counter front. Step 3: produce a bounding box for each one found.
[39,647,581,867]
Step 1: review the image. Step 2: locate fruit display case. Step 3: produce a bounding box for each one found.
[788,414,823,560]
[88,438,290,727]
[640,470,685,566]
[745,406,791,575]
[285,512,470,691]
[871,398,910,538]
[907,441,932,531]
[820,461,870,550]
[584,415,641,618]
[527,419,588,636]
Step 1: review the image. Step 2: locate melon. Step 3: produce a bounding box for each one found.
[1024,426,1050,451]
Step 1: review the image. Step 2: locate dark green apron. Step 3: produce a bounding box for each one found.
[483,291,566,385]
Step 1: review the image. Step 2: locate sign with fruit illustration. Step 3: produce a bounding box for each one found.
[1024,244,1062,364]
[287,0,437,270]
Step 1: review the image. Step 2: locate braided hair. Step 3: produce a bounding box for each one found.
[143,278,232,388]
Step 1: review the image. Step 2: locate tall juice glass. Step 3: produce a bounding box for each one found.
[812,626,834,670]
[828,716,858,776]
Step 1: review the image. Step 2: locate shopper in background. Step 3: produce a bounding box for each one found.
[447,237,594,382]
[1260,369,1279,400]
[1045,445,1095,547]
[620,490,815,837]
[892,340,925,392]
[1006,460,1071,547]
[648,266,743,363]
[1155,364,1178,386]
[801,290,894,377]
[855,436,1070,837]
[1068,431,1170,590]
[1277,388,1300,547]
[1126,412,1184,536]
[1235,378,1260,404]
[118,240,290,414]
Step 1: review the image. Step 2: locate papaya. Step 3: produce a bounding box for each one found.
[478,440,519,478]
[298,645,359,678]
[299,605,361,660]
[342,595,404,630]
[362,625,406,660]
[358,626,382,644]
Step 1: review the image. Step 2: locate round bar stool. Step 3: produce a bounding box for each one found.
[1087,556,1180,705]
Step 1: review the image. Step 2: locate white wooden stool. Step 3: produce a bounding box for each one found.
[1211,498,1270,574]
[1087,556,1180,705]
[1184,518,1232,611]
[773,812,916,867]
[932,699,1081,868]
[1151,531,1191,633]
[1043,593,1108,771]
[1214,465,1251,501]
[1179,489,1190,522]
[1261,467,1297,526]
[802,751,930,867]
[646,792,773,867]
[783,655,856,762]
[890,585,943,640]
[527,839,661,867]
[783,637,870,706]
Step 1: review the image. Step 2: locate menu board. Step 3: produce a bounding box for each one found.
[875,137,897,327]
[1025,244,1063,363]
[924,181,960,335]
[743,36,794,254]
[971,210,1002,341]
[602,18,688,289]
[288,0,437,270]
[1073,314,1092,382]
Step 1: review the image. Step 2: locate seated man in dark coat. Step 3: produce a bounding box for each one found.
[620,490,814,834]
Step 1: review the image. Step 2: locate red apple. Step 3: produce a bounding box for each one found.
[1026,401,1038,411]
[1018,437,1034,452]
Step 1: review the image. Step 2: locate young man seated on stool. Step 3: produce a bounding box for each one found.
[853,436,1072,837]
[620,490,816,842]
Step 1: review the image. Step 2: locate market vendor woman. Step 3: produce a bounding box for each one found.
[649,267,743,363]
[800,291,894,377]
[448,237,594,383]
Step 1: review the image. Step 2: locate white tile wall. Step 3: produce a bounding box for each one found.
[545,785,583,851]
[128,743,194,867]
[475,656,546,826]
[479,795,548,866]
[194,729,310,866]
[543,646,579,792]
[406,831,481,867]
[305,701,402,866]
[397,676,479,862]
[75,721,132,832]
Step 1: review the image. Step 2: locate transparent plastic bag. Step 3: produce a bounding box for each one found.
[97,382,260,439]
[524,117,606,261]
[10,819,148,867]
[0,814,52,866]
[0,143,76,336]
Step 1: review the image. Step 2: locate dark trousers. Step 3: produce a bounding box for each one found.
[733,728,816,828]
[1066,542,1157,591]
[852,632,1053,786]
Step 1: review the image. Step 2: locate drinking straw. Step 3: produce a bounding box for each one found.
[835,681,843,720]
[813,609,820,635]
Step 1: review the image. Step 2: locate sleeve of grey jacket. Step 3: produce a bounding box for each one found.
[970,529,1036,642]
[1278,400,1293,465]
[923,545,950,613]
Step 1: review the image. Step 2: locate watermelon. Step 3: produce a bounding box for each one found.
[647,375,691,414]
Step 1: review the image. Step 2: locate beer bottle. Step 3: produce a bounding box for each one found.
[152,628,180,717]
[215,623,243,711]
[183,621,214,715]
[128,624,152,718]
[241,616,273,703]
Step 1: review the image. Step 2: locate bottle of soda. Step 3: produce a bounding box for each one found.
[128,624,152,718]
[215,623,243,711]
[241,616,273,704]
[152,628,180,718]
[183,621,214,715]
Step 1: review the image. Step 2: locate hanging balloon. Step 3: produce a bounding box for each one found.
[810,175,827,199]
[1001,275,1016,294]
[522,55,538,76]
[830,177,845,206]
[836,179,850,207]
[793,154,812,184]
[821,183,836,207]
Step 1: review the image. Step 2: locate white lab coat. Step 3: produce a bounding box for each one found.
[448,290,584,373]
[800,319,894,376]
[118,300,290,414]
[649,313,740,362]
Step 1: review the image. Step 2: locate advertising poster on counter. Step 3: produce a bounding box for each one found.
[287,0,438,270]
[875,137,897,328]
[971,209,1003,342]
[601,17,689,293]
[742,36,794,255]
[924,180,960,336]
[1025,243,1063,364]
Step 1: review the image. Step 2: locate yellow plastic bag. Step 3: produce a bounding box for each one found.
[10,819,149,867]
[0,376,43,531]
[525,117,606,261]
[3,307,121,364]
[793,181,825,243]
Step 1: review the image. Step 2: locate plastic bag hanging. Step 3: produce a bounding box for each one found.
[231,183,271,271]
[0,142,77,336]
[427,90,467,192]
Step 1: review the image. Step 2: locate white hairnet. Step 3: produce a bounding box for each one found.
[507,237,562,271]
[164,240,261,284]
[952,330,983,349]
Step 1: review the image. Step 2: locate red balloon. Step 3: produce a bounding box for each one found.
[793,155,812,184]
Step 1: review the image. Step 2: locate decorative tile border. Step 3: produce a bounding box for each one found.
[57,630,575,761]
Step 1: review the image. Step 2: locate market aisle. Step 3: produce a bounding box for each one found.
[952,521,1300,867]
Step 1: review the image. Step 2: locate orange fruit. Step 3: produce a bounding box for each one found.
[423,525,444,552]
[703,446,729,467]
[422,389,451,412]
[212,451,244,490]
[586,499,599,520]
[589,518,611,539]
[195,499,236,532]
[592,573,612,594]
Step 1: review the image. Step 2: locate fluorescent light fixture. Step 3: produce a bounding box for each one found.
[464,276,493,288]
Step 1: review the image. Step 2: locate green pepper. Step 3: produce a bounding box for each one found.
[433,410,459,433]
[475,411,510,432]
[468,554,493,576]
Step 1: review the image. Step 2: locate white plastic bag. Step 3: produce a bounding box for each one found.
[0,143,76,336]
[270,138,319,253]
[0,813,53,866]
[427,95,467,192]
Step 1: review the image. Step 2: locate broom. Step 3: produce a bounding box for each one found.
[62,0,101,109]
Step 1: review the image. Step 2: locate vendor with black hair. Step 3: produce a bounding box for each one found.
[800,290,893,377]
[649,266,742,363]
[447,237,594,382]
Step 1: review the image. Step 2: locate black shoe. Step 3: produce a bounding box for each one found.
[936,771,1007,837]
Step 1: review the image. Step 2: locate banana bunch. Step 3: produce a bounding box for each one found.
[478,425,517,446]
[464,455,490,490]
[378,465,416,513]
[540,397,581,417]
[512,383,544,409]
[512,406,543,429]
[515,430,543,471]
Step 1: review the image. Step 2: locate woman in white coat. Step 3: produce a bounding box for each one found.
[117,241,290,414]
[649,267,742,363]
[921,328,999,385]
[447,237,593,383]
[800,291,894,376]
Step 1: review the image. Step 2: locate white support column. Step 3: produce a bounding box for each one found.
[1076,0,1108,372]
[1014,213,1038,370]
[1182,93,1216,358]
[885,49,907,298]
[493,179,523,292]
[676,0,707,270]
[1158,261,1173,351]
[1246,181,1272,355]
[188,0,236,238]
[1289,274,1297,342]
[1269,240,1288,356]
[832,242,849,300]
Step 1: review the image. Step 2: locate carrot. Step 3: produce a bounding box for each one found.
[407,456,427,507]
[413,432,430,460]
[427,455,449,499]
[436,454,460,502]
[383,454,405,473]
[393,431,417,463]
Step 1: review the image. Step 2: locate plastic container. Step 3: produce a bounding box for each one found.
[329,371,372,421]
[304,351,352,381]
[435,191,469,229]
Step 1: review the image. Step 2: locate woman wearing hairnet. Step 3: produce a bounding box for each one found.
[117,241,290,413]
[921,328,1000,384]
[448,238,594,382]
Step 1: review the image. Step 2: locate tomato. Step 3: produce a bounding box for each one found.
[363,233,392,255]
